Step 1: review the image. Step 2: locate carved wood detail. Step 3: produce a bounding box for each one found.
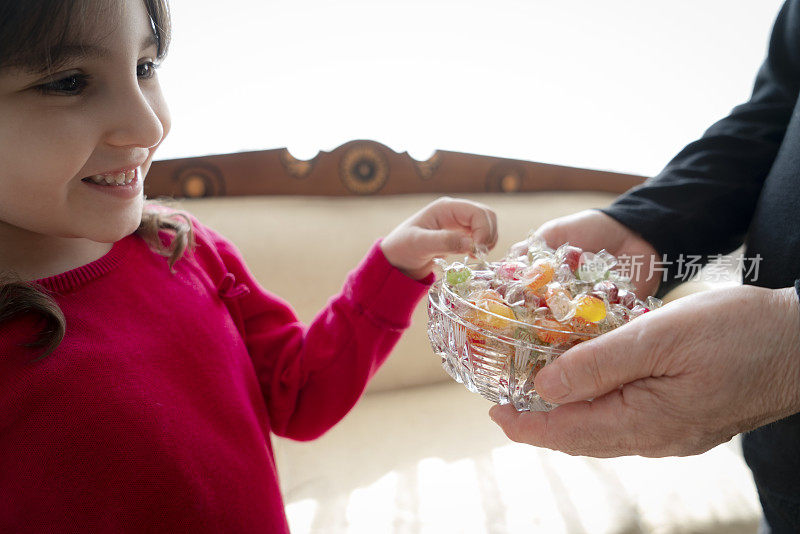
[144,139,646,198]
[279,149,315,179]
[339,144,390,194]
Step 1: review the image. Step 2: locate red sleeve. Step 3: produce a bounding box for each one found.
[190,219,433,441]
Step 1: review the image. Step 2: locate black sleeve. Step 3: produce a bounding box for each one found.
[601,0,800,293]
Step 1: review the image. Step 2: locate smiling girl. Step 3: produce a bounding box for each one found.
[0,1,497,531]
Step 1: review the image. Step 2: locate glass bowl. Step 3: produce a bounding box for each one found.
[426,279,598,412]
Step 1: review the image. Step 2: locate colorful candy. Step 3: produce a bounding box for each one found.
[534,318,573,344]
[439,235,662,349]
[574,295,607,323]
[473,299,516,331]
[446,265,472,286]
[523,260,555,292]
[561,246,583,271]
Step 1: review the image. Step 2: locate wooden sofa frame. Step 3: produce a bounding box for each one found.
[145,139,645,199]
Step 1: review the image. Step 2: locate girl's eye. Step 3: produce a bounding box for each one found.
[34,62,157,96]
[137,61,158,79]
[36,74,90,96]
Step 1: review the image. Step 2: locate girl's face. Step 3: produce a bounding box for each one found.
[0,0,170,246]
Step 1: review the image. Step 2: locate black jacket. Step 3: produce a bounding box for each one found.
[603,1,800,297]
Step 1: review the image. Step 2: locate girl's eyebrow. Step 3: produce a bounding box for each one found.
[30,33,159,74]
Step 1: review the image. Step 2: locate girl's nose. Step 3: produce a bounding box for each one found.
[102,81,166,150]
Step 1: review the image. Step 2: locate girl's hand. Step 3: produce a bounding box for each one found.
[489,285,800,457]
[520,209,661,298]
[380,197,498,280]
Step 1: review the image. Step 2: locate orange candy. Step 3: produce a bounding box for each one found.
[473,289,504,303]
[523,261,555,293]
[570,317,600,341]
[475,299,516,330]
[465,299,516,346]
[465,298,517,335]
[534,318,572,345]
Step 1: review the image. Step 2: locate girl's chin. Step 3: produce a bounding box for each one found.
[84,208,144,242]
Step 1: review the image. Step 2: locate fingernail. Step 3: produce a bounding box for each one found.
[537,366,571,401]
[460,237,472,251]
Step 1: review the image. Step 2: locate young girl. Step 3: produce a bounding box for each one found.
[0,1,497,531]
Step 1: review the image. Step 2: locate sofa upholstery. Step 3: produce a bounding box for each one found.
[173,191,761,533]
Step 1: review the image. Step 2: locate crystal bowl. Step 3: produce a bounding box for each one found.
[426,279,597,412]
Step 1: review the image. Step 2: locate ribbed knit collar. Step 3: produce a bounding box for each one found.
[34,234,137,294]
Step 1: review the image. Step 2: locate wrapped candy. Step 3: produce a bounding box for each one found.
[574,294,607,323]
[427,233,663,412]
[544,283,573,322]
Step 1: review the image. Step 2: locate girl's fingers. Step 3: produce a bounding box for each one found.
[432,198,497,249]
[414,228,473,256]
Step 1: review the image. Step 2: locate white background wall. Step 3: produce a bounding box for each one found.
[156,0,786,178]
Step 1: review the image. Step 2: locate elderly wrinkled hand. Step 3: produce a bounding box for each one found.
[525,209,661,299]
[489,284,800,457]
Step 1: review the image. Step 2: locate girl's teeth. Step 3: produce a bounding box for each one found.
[87,169,136,186]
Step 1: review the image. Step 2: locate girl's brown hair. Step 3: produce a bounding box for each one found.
[0,0,192,360]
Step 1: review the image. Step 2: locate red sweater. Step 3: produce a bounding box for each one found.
[0,217,431,533]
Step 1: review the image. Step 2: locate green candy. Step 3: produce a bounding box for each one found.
[445,267,472,286]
